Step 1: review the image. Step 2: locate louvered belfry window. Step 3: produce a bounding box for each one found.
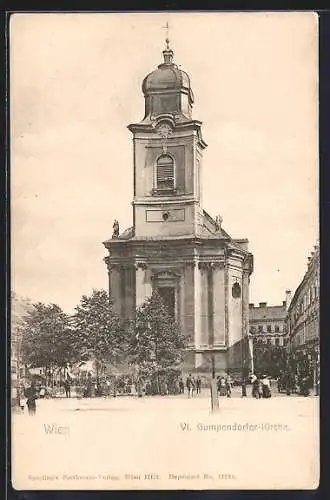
[156,155,174,190]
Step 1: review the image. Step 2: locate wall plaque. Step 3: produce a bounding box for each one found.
[146,208,185,222]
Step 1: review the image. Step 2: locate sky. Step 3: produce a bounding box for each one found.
[10,12,318,313]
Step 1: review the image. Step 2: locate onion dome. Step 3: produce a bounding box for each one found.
[141,39,194,121]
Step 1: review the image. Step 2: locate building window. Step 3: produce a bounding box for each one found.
[258,325,263,333]
[156,154,174,191]
[275,338,280,346]
[250,326,256,334]
[267,325,272,333]
[232,282,241,298]
[275,325,280,333]
[267,338,271,345]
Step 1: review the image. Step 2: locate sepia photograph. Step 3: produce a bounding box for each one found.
[10,11,319,490]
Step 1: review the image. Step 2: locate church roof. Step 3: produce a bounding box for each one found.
[142,65,191,93]
[141,40,194,103]
[103,216,250,255]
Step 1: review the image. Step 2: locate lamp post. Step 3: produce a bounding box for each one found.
[210,352,219,412]
[211,352,215,379]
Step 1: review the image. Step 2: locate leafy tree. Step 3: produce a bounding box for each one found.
[128,291,187,392]
[20,302,73,383]
[71,289,124,388]
[253,342,288,377]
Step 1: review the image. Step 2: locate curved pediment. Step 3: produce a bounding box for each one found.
[152,270,181,280]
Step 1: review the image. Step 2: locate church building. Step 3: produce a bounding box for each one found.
[103,40,254,374]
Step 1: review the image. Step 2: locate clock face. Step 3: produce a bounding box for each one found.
[156,123,172,139]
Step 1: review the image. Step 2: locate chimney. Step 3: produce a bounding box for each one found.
[259,302,267,308]
[285,290,292,310]
[249,303,254,309]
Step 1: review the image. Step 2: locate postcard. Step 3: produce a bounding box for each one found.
[10,11,319,490]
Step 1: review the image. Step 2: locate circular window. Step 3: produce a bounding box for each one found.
[232,282,241,298]
[162,212,169,221]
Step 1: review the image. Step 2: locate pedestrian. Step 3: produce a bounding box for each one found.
[241,378,247,397]
[225,373,233,398]
[186,374,192,398]
[251,373,259,398]
[219,377,226,396]
[24,381,38,415]
[261,375,271,398]
[19,386,26,412]
[39,385,46,399]
[145,380,152,396]
[293,374,299,394]
[105,378,111,396]
[196,376,202,395]
[179,377,184,394]
[63,379,71,398]
[163,380,168,396]
[191,377,196,397]
[300,375,310,397]
[285,371,292,396]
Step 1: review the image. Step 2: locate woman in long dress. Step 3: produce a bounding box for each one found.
[219,377,226,397]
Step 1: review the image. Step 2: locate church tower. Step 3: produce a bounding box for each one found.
[103,39,254,374]
[129,39,206,240]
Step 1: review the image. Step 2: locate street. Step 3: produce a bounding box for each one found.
[12,388,319,490]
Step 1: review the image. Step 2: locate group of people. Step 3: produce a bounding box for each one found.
[250,373,272,399]
[19,382,38,415]
[216,374,233,397]
[277,370,315,397]
[185,374,202,397]
[18,377,72,415]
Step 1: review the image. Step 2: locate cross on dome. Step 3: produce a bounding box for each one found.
[162,20,174,65]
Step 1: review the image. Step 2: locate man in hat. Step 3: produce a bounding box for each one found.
[24,381,38,415]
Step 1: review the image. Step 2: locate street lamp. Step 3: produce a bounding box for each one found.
[209,352,219,412]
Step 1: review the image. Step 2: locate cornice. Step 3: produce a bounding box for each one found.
[132,197,199,206]
[198,261,224,270]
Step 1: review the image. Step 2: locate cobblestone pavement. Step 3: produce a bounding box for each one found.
[12,389,319,491]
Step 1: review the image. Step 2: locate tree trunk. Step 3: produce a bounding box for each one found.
[96,360,100,394]
[156,370,160,395]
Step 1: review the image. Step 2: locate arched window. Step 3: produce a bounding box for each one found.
[156,154,174,191]
[232,282,241,298]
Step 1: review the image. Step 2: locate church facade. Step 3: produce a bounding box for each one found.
[103,41,254,374]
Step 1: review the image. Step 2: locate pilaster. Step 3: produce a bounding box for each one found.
[135,262,151,308]
[212,262,226,346]
[105,259,122,315]
[183,261,195,344]
[194,262,202,347]
[198,262,209,346]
